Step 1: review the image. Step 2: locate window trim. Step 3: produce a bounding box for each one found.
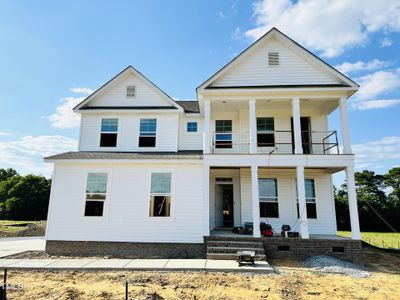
[99,118,119,148]
[256,117,275,147]
[82,169,112,219]
[186,121,198,133]
[215,120,233,148]
[296,178,317,219]
[259,178,279,218]
[138,118,157,148]
[147,170,175,220]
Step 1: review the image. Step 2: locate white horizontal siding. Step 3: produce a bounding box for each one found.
[178,115,203,150]
[88,73,173,107]
[240,168,336,235]
[79,113,179,152]
[46,163,204,243]
[211,38,339,87]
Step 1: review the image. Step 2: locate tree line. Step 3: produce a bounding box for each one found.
[335,167,400,232]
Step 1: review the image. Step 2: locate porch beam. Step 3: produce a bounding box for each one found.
[203,98,211,154]
[339,96,352,154]
[251,166,261,237]
[249,98,257,154]
[203,165,210,236]
[296,166,309,239]
[292,97,303,154]
[346,166,361,240]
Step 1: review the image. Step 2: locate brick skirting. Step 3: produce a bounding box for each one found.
[46,240,205,259]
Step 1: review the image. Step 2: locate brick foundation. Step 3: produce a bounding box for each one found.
[46,240,205,259]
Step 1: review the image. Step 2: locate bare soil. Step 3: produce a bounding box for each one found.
[2,248,399,300]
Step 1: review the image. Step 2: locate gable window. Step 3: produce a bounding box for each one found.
[268,52,279,66]
[259,178,279,218]
[139,118,157,147]
[215,120,232,148]
[149,173,171,217]
[127,86,136,97]
[297,179,317,219]
[84,173,108,217]
[100,118,118,147]
[187,122,198,133]
[257,118,275,147]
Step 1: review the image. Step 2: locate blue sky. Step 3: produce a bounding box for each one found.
[0,0,399,183]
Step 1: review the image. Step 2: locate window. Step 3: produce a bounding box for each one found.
[268,52,279,66]
[100,118,118,147]
[215,120,232,148]
[139,118,157,147]
[259,178,279,218]
[84,173,108,217]
[149,173,171,217]
[257,118,275,147]
[187,122,198,132]
[127,86,136,97]
[297,179,317,219]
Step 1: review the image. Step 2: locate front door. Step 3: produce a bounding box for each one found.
[215,183,234,228]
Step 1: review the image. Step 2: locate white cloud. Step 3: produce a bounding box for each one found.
[381,37,393,47]
[335,59,389,74]
[245,0,400,57]
[353,136,400,170]
[48,96,84,129]
[0,131,11,136]
[70,87,93,95]
[0,135,78,177]
[219,12,228,19]
[355,69,400,100]
[231,27,242,40]
[351,99,400,110]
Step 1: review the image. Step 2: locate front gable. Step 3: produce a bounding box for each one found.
[198,28,358,90]
[74,66,182,111]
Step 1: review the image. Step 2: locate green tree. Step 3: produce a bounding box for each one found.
[0,168,18,181]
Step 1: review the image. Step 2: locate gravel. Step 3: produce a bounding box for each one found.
[303,255,370,278]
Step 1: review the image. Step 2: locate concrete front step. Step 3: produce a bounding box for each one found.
[207,247,265,254]
[207,253,267,261]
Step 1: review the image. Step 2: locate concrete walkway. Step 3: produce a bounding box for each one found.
[0,237,45,258]
[0,258,273,273]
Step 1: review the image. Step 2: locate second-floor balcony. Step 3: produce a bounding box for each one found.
[212,130,339,154]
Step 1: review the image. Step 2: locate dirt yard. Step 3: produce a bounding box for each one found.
[3,248,400,300]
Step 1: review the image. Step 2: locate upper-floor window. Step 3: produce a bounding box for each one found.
[100,118,118,147]
[297,179,317,219]
[127,86,136,97]
[84,173,108,217]
[259,178,279,218]
[187,122,198,133]
[268,52,279,66]
[257,118,275,147]
[139,118,157,147]
[215,120,232,149]
[149,173,171,217]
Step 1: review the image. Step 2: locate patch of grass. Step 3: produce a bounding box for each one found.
[337,231,400,249]
[0,220,43,236]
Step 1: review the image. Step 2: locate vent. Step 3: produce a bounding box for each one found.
[268,52,279,66]
[126,86,136,97]
[332,246,344,252]
[278,245,290,251]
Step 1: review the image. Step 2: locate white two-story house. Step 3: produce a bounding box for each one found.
[45,28,362,260]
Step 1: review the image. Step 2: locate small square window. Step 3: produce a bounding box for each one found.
[127,86,136,97]
[187,122,198,132]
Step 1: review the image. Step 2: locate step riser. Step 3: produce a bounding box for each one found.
[208,248,265,254]
[207,242,264,248]
[207,254,267,260]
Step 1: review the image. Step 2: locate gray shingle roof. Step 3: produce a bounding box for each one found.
[45,151,203,160]
[175,101,200,113]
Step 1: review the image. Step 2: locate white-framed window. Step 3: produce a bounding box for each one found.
[259,178,279,218]
[127,86,136,97]
[215,120,232,148]
[296,179,317,219]
[149,173,171,217]
[257,117,275,147]
[139,118,157,147]
[100,118,118,147]
[187,122,198,132]
[268,52,279,66]
[84,173,108,217]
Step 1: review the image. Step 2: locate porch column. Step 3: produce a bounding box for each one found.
[203,165,210,236]
[339,96,352,154]
[251,166,261,237]
[292,97,303,154]
[296,166,309,239]
[203,98,211,154]
[346,166,361,240]
[249,98,257,154]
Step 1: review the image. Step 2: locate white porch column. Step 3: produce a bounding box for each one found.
[203,98,211,154]
[292,97,303,154]
[296,166,309,239]
[251,166,261,237]
[203,165,210,236]
[339,96,352,154]
[249,98,257,154]
[346,166,361,240]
